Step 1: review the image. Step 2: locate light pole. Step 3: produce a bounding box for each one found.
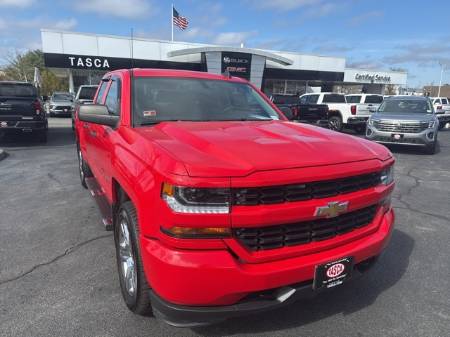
[438,62,444,97]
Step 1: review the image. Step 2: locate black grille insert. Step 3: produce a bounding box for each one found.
[234,205,378,251]
[232,172,381,206]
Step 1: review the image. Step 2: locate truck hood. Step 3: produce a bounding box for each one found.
[135,121,391,177]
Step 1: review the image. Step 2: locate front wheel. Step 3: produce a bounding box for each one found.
[114,201,152,316]
[328,116,343,132]
[425,141,437,155]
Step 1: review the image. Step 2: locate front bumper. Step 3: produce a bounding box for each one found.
[366,126,437,146]
[49,107,73,116]
[142,208,395,326]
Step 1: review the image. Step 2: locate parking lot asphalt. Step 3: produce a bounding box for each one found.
[0,118,449,337]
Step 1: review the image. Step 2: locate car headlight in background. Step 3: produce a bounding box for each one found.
[368,118,374,126]
[380,165,394,185]
[428,120,435,128]
[162,183,230,214]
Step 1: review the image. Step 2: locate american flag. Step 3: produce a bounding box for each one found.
[173,7,188,30]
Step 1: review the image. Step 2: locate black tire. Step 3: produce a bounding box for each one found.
[425,141,437,155]
[438,122,444,130]
[329,115,343,132]
[37,130,47,143]
[114,201,152,316]
[77,145,92,188]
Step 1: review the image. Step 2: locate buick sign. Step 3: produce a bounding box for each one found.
[221,52,252,80]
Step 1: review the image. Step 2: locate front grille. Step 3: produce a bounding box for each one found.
[232,172,381,206]
[234,205,378,251]
[373,120,427,133]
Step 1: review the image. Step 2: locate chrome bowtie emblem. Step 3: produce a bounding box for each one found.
[314,201,349,218]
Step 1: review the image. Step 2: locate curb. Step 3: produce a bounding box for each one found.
[0,149,7,162]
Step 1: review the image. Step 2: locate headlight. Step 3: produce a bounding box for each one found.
[380,165,394,185]
[162,183,230,214]
[428,120,435,128]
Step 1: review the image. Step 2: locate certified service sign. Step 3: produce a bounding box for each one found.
[221,52,252,80]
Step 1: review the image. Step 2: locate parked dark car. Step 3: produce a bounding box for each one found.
[0,81,47,142]
[270,94,329,127]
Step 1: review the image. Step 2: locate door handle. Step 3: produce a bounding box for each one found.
[83,123,89,129]
[89,130,97,137]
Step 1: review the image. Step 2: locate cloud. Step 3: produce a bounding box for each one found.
[0,0,34,7]
[51,18,78,30]
[346,60,384,69]
[382,43,450,68]
[247,0,321,11]
[348,10,384,26]
[313,43,353,54]
[303,2,338,18]
[213,31,258,46]
[74,0,157,19]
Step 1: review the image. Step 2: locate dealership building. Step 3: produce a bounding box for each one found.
[41,29,407,95]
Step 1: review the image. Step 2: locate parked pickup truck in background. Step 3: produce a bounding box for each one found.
[299,92,363,132]
[270,94,329,126]
[430,96,450,129]
[72,84,99,130]
[346,94,384,114]
[75,69,395,326]
[0,81,47,142]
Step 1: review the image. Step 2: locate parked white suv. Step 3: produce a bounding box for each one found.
[430,96,450,129]
[300,92,361,132]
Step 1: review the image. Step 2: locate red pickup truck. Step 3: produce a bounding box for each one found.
[75,69,395,326]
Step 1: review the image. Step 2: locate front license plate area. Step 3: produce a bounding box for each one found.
[313,257,354,290]
[392,133,403,141]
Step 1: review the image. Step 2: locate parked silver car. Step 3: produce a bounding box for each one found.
[48,91,74,117]
[366,96,439,154]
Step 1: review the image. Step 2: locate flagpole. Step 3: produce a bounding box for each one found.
[171,4,174,42]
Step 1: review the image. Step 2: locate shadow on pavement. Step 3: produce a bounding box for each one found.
[193,229,414,336]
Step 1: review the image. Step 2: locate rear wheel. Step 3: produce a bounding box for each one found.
[77,146,92,188]
[329,115,343,132]
[114,201,152,316]
[37,130,47,143]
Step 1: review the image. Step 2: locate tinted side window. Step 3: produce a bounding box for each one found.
[323,94,346,103]
[441,98,448,104]
[346,96,361,103]
[307,95,319,104]
[365,95,383,104]
[95,81,108,104]
[105,79,120,116]
[300,96,307,104]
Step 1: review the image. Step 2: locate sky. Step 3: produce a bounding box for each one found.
[1,0,450,87]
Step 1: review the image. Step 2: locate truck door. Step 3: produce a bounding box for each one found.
[81,79,109,167]
[89,76,121,203]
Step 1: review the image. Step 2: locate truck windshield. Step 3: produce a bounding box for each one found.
[133,77,280,126]
[0,83,37,97]
[52,93,72,101]
[378,99,433,114]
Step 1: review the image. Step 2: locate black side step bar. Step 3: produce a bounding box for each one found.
[85,177,113,231]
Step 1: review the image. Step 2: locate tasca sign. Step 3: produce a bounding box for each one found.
[355,73,391,83]
[44,53,130,70]
[221,52,252,80]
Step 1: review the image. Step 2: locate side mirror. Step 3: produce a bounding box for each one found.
[78,104,119,128]
[42,95,48,101]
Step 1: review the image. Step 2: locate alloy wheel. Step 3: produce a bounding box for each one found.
[118,215,137,298]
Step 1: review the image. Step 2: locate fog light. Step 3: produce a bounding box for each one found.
[427,132,434,140]
[366,128,373,136]
[380,195,392,213]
